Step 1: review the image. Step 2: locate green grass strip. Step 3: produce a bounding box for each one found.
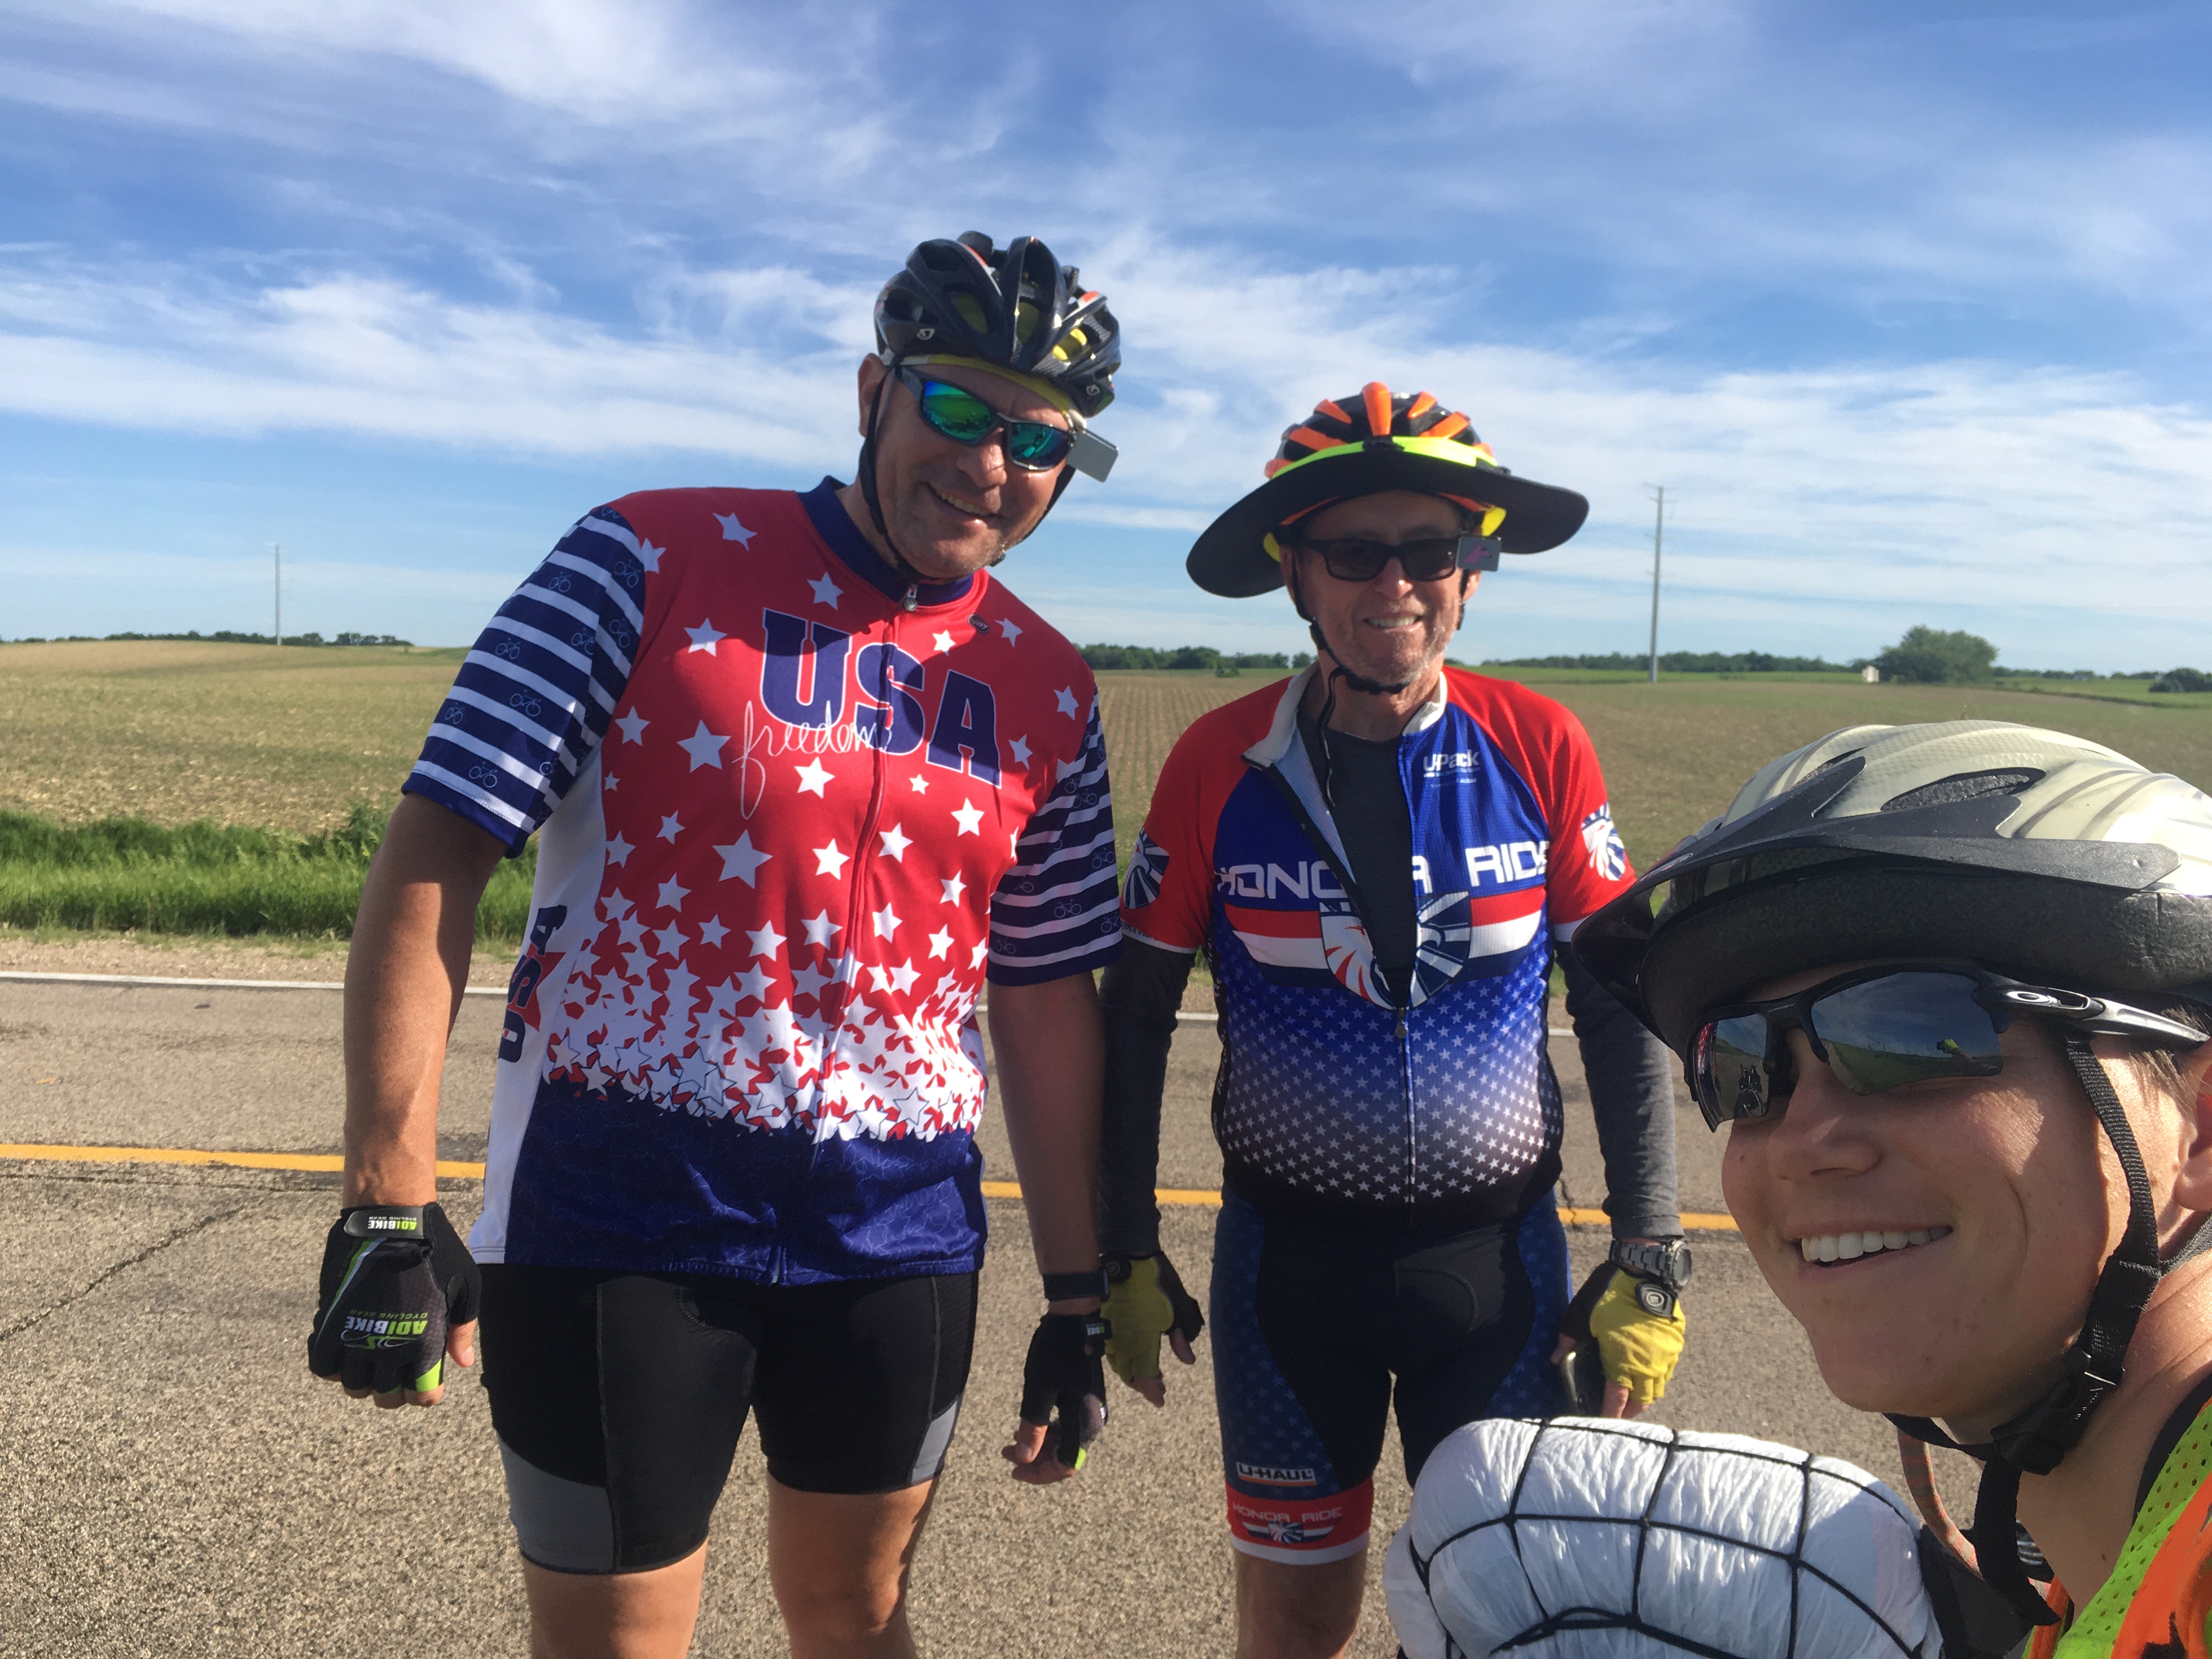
[0,804,534,941]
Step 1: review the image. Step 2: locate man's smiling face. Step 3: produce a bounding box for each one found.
[1285,490,1475,690]
[853,356,1070,580]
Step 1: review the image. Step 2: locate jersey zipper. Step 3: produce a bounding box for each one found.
[777,598,901,1281]
[813,600,899,1157]
[1253,757,1421,1210]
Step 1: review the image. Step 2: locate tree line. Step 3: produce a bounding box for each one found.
[5,630,415,647]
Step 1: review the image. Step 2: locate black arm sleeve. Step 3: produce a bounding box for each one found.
[1098,935,1195,1257]
[1561,945,1682,1239]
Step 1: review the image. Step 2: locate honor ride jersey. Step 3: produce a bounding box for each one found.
[1119,667,1635,1231]
[404,479,1121,1284]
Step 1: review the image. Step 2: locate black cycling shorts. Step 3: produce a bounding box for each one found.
[479,1264,978,1575]
[1210,1193,1571,1564]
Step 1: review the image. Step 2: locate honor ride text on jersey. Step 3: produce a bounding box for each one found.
[1120,667,1635,1230]
[405,480,1120,1284]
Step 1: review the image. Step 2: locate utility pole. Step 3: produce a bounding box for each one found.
[272,543,282,647]
[1646,487,1666,684]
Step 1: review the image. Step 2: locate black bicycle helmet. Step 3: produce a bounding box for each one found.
[874,230,1119,420]
[1574,720,2212,1626]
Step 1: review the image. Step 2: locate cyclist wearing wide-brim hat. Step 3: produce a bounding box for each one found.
[311,230,1128,1658]
[1184,381,1589,600]
[1576,720,2212,1652]
[1103,383,1686,1658]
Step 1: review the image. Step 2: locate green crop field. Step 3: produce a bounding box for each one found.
[2,641,2207,942]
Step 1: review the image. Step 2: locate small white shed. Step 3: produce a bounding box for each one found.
[1861,665,1881,684]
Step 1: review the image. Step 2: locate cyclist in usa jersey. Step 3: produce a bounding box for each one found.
[310,232,1126,1659]
[1099,385,1688,1659]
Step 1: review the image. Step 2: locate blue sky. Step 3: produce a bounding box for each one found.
[4,2,2209,668]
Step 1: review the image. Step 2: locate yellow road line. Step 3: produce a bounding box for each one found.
[3,1142,1739,1230]
[0,1143,485,1179]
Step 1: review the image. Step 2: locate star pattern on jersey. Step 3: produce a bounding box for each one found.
[867,961,921,995]
[1208,944,1555,1206]
[715,833,771,885]
[679,722,729,771]
[512,535,1127,1156]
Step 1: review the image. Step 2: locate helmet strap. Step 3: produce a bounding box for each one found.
[1888,1030,2163,1626]
[856,352,926,597]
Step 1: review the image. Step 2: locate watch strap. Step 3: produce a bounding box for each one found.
[1043,1268,1108,1302]
[1609,1237,1691,1293]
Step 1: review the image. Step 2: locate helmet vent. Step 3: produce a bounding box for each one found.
[1881,769,2045,813]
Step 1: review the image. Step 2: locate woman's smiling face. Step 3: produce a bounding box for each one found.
[1718,962,2129,1437]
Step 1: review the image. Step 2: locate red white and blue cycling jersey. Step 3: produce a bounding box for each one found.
[406,479,1120,1284]
[1120,667,1634,1229]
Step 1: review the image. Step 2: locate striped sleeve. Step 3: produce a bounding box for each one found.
[986,694,1124,985]
[402,506,647,853]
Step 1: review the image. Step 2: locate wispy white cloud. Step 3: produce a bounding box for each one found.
[4,0,2211,666]
[4,244,2208,651]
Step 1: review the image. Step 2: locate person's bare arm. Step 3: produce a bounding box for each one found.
[342,793,507,1204]
[989,970,1107,1483]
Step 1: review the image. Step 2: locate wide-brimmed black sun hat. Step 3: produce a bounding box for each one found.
[1187,382,1590,598]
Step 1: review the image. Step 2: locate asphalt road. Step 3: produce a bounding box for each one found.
[0,980,1980,1656]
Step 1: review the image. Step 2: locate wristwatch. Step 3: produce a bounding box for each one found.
[1609,1237,1694,1295]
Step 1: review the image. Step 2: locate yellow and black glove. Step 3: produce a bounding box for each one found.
[1101,1251,1205,1390]
[1588,1269,1687,1406]
[1556,1256,1688,1411]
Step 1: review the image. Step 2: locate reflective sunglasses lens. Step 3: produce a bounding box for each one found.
[1003,422,1073,470]
[916,382,996,443]
[1696,1015,1776,1125]
[1810,972,2004,1095]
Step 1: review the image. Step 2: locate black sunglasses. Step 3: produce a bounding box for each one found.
[896,366,1076,472]
[1690,966,2207,1132]
[1296,534,1502,584]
